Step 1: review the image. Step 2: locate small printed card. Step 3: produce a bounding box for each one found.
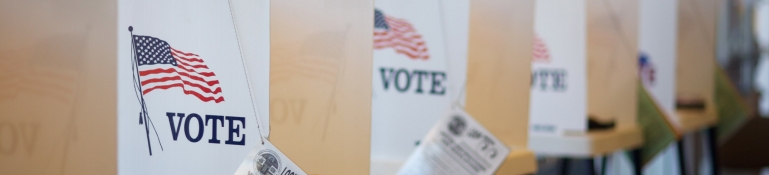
[233,138,306,175]
[397,107,510,175]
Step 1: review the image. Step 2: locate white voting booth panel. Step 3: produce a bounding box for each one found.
[1,0,271,174]
[370,0,469,174]
[638,0,679,123]
[529,0,588,136]
[117,0,270,174]
[637,1,680,174]
[529,0,643,156]
[269,0,373,175]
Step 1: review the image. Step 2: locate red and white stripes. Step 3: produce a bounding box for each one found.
[374,16,430,60]
[533,34,550,63]
[138,47,224,103]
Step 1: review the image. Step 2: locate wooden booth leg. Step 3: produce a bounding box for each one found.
[632,149,642,175]
[587,158,596,175]
[707,127,720,175]
[678,138,687,175]
[561,158,571,175]
[601,155,609,175]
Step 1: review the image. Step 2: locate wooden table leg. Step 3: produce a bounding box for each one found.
[601,155,609,175]
[632,149,642,175]
[588,158,596,175]
[707,127,720,175]
[561,158,571,175]
[678,138,687,175]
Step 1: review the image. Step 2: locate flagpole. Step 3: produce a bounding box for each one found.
[129,26,155,156]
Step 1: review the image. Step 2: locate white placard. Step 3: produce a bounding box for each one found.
[371,0,452,167]
[530,0,587,136]
[233,138,306,175]
[638,0,678,119]
[397,107,510,175]
[117,0,270,174]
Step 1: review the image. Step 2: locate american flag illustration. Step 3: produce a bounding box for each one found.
[533,34,550,62]
[132,35,224,103]
[374,9,429,60]
[638,53,655,85]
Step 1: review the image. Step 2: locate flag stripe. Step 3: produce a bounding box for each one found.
[142,83,224,103]
[374,37,427,51]
[141,77,222,94]
[172,52,205,64]
[177,60,209,69]
[140,69,221,91]
[171,48,200,57]
[139,71,221,87]
[140,67,216,77]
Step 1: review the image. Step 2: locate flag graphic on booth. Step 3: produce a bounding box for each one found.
[374,9,429,60]
[128,27,225,155]
[638,53,656,86]
[132,35,225,103]
[533,34,550,63]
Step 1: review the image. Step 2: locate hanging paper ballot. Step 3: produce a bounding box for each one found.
[397,108,510,175]
[529,0,587,136]
[638,0,678,122]
[372,0,456,169]
[233,138,306,175]
[117,0,270,174]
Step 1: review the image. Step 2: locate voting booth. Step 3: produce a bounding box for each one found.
[638,0,680,119]
[674,0,721,174]
[370,1,467,173]
[1,0,273,174]
[465,0,538,174]
[528,0,643,157]
[634,0,687,173]
[119,0,272,174]
[674,0,720,134]
[1,0,743,174]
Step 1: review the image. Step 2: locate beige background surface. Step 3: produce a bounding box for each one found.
[0,0,117,174]
[269,0,373,175]
[586,0,640,127]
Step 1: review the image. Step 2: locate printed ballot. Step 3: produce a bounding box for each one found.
[397,108,510,175]
[233,138,306,175]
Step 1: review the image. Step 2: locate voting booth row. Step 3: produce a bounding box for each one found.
[0,0,742,174]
